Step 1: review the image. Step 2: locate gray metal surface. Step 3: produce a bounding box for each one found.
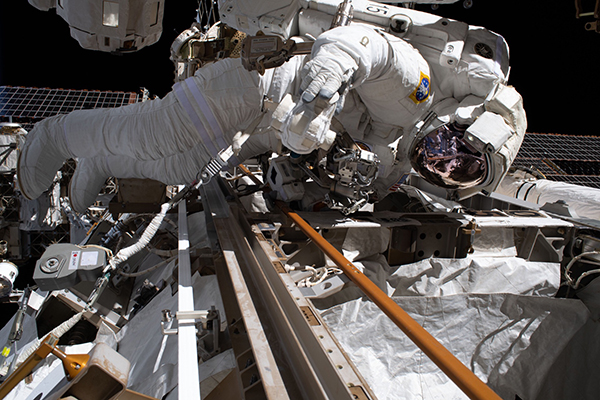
[201,179,374,399]
[177,200,201,400]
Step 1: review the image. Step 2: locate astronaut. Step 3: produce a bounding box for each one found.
[16,6,526,213]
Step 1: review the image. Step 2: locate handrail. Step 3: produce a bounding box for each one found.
[0,334,89,399]
[275,201,502,400]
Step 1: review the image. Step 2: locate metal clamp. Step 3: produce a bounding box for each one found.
[197,147,232,185]
[161,307,220,335]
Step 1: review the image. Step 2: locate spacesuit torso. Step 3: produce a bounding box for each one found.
[229,16,513,202]
[236,24,434,199]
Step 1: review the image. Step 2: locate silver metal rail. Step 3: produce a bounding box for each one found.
[201,180,291,399]
[200,178,374,399]
[177,200,201,400]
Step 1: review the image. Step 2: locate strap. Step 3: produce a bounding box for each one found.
[184,78,229,150]
[173,81,220,156]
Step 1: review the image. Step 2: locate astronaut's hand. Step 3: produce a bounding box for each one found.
[300,43,358,105]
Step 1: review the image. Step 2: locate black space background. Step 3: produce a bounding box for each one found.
[0,1,599,328]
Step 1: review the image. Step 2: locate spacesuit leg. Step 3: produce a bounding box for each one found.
[68,143,214,212]
[67,117,285,213]
[16,90,205,201]
[17,58,268,202]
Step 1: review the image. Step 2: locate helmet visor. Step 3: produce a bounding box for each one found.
[411,125,488,189]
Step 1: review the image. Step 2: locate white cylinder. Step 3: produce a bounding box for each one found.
[497,172,600,221]
[0,260,18,297]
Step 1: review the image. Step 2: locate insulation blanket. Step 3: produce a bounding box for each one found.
[0,271,228,400]
[388,257,559,298]
[320,293,591,400]
[116,273,226,398]
[0,134,21,172]
[313,251,596,400]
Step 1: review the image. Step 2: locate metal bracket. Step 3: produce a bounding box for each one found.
[161,307,220,335]
[198,146,234,185]
[575,0,600,32]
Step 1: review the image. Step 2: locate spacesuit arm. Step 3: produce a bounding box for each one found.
[301,24,432,129]
[300,24,393,103]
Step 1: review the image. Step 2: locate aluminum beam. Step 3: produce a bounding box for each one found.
[177,200,201,400]
[201,178,373,399]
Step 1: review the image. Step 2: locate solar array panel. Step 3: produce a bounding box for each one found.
[515,133,600,188]
[0,86,139,119]
[517,133,600,161]
[550,175,600,187]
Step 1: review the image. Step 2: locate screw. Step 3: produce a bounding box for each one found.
[46,258,59,268]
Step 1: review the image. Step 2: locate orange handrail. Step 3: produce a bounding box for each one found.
[237,163,501,399]
[276,201,502,400]
[0,334,89,399]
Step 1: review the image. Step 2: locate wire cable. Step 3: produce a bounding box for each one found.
[116,255,177,278]
[563,250,600,289]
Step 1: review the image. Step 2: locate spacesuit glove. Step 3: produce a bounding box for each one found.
[300,44,357,104]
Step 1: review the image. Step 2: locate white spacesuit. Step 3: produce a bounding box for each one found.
[17,5,526,213]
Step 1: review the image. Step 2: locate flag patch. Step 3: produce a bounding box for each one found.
[409,72,430,104]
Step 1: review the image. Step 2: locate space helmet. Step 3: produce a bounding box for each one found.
[410,122,489,190]
[410,84,527,199]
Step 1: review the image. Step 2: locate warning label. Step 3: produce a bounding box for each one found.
[69,251,81,270]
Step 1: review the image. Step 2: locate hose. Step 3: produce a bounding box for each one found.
[107,203,170,272]
[116,255,177,278]
[147,247,178,258]
[93,190,189,307]
[285,263,343,288]
[563,250,600,289]
[564,251,600,289]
